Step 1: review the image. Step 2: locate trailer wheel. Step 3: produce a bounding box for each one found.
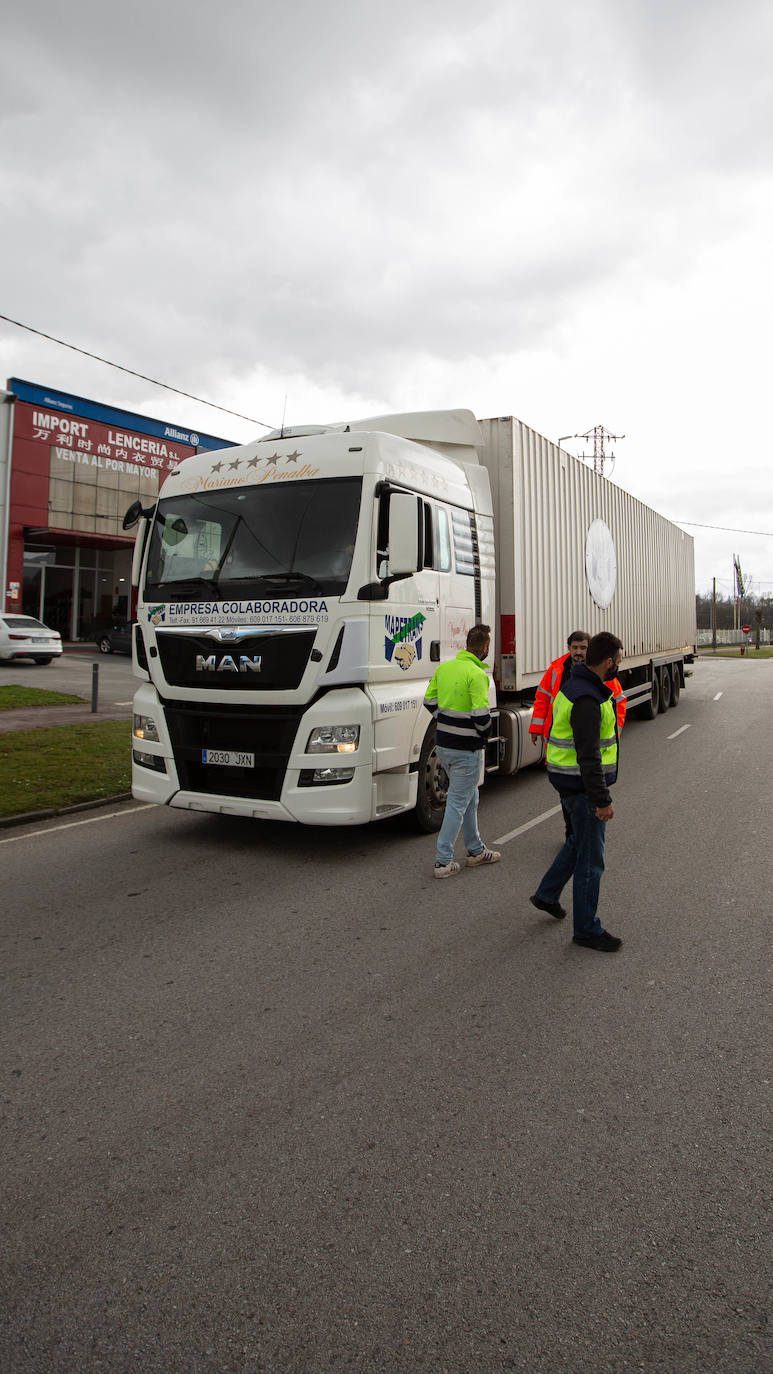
[658,665,671,712]
[636,671,660,720]
[414,727,448,833]
[669,663,681,706]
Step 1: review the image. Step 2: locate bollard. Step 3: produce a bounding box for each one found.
[91,662,99,712]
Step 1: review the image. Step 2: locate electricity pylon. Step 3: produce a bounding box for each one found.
[558,425,625,477]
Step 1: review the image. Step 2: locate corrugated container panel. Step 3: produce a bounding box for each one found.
[477,417,696,689]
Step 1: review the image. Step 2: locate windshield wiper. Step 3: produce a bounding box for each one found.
[146,577,222,599]
[257,572,327,592]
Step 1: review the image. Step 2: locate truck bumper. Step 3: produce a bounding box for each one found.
[130,683,414,826]
[164,765,375,825]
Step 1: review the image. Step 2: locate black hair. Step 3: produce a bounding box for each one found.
[586,632,623,668]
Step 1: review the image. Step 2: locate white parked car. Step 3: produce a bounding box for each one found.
[0,614,63,665]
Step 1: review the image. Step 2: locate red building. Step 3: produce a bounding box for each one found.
[0,378,232,638]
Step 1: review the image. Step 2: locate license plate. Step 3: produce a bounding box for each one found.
[202,749,254,768]
[33,637,49,643]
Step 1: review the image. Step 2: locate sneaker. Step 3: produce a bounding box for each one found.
[434,860,461,879]
[530,894,567,920]
[572,930,622,952]
[465,848,501,867]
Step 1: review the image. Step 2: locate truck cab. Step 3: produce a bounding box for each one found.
[129,410,495,828]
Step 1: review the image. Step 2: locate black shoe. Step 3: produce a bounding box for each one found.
[530,894,567,920]
[573,931,622,952]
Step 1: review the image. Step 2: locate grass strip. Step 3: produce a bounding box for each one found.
[0,720,131,817]
[699,647,773,659]
[0,685,85,710]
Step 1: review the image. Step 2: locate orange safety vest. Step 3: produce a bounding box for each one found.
[529,652,627,739]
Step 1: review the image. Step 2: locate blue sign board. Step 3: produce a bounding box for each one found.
[8,377,234,453]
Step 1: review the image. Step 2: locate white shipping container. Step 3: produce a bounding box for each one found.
[478,417,696,691]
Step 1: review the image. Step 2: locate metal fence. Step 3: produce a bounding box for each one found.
[697,628,771,645]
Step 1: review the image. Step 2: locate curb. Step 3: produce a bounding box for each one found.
[0,793,135,831]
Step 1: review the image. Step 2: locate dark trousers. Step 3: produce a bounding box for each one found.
[535,793,606,938]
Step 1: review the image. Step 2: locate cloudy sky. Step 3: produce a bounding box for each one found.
[2,0,771,596]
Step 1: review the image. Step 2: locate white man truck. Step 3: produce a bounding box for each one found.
[125,409,696,830]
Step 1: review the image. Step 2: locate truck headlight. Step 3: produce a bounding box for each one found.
[306,724,360,754]
[133,713,159,742]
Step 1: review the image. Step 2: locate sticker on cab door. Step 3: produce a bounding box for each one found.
[384,612,426,670]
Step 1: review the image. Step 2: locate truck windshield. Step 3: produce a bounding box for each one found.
[144,477,362,600]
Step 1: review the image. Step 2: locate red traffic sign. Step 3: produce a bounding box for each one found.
[742,624,751,633]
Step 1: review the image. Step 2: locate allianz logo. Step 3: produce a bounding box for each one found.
[195,654,262,673]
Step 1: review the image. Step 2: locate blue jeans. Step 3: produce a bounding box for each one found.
[435,747,484,865]
[534,792,606,938]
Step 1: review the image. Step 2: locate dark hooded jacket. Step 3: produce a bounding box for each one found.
[547,661,618,808]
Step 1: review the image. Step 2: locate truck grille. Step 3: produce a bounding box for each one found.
[164,701,305,801]
[156,629,316,690]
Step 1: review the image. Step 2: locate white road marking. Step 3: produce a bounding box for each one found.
[114,701,133,706]
[713,692,723,700]
[0,805,151,845]
[494,805,562,847]
[667,724,691,740]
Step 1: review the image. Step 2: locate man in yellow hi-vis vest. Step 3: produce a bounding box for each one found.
[423,623,500,879]
[530,632,624,952]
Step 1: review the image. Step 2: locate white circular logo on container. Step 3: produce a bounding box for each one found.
[585,519,617,609]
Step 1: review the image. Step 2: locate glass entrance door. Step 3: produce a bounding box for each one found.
[42,567,74,637]
[22,566,43,618]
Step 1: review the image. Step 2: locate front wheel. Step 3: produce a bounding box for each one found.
[98,636,112,654]
[413,727,448,833]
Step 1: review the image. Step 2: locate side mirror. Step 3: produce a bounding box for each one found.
[387,493,420,576]
[122,500,144,530]
[123,500,163,530]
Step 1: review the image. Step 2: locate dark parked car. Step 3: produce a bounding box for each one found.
[93,621,132,655]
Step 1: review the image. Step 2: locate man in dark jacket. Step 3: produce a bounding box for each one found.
[530,631,624,952]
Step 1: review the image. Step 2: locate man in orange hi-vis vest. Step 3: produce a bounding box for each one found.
[530,630,627,836]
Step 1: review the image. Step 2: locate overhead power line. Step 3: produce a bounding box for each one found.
[672,519,773,537]
[0,313,274,430]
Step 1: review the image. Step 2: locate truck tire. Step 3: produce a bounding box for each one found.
[658,665,671,712]
[669,663,681,706]
[414,726,448,833]
[636,671,660,720]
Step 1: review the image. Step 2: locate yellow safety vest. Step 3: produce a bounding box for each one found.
[546,689,618,783]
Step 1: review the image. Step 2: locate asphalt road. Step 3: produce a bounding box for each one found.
[0,645,135,710]
[1,658,770,1373]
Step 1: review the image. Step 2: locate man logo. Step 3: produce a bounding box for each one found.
[195,654,262,673]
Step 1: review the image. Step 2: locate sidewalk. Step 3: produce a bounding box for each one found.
[0,704,131,734]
